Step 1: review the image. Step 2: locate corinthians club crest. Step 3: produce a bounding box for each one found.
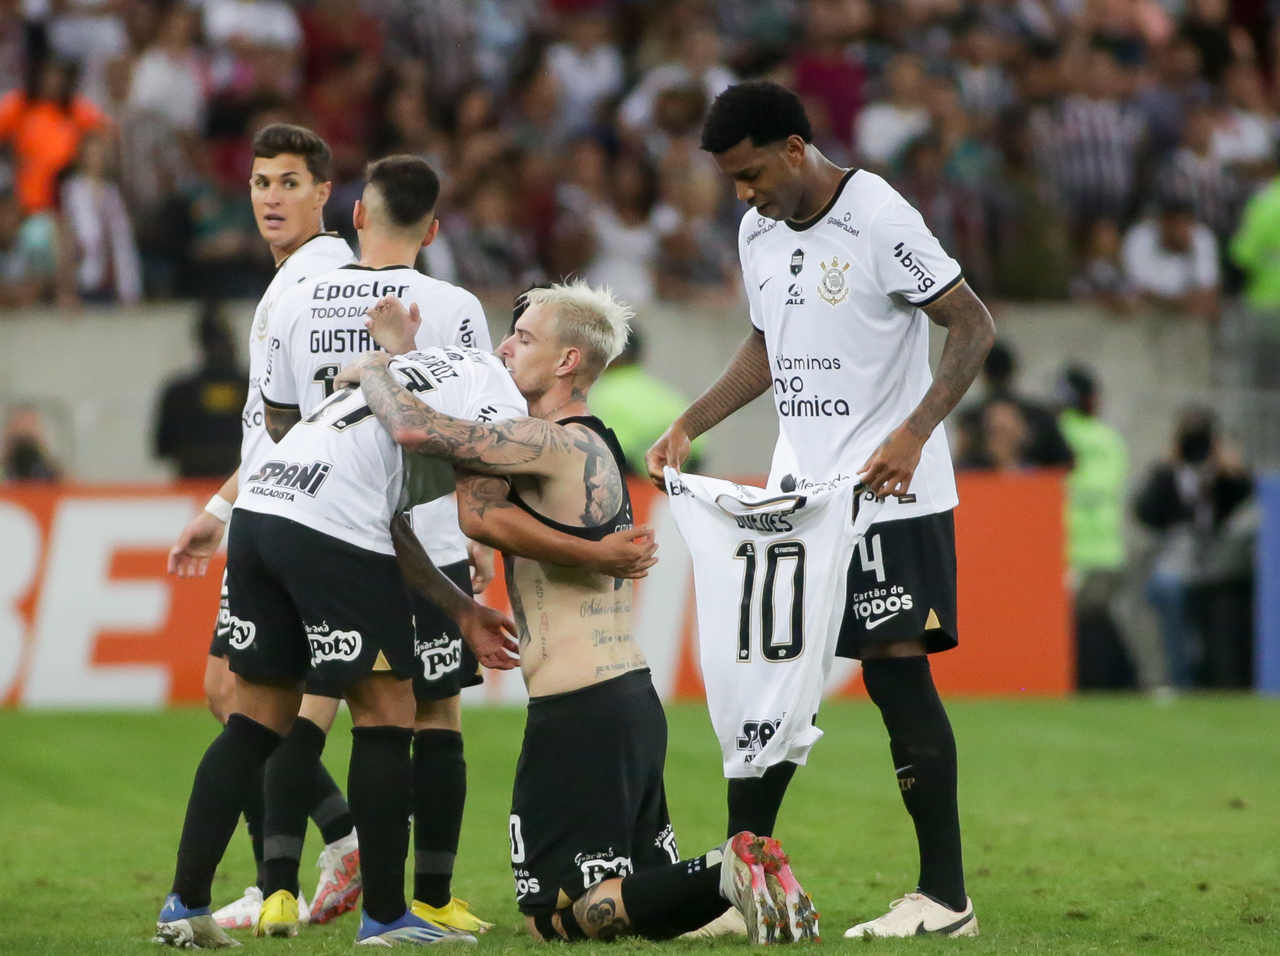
[818,257,851,305]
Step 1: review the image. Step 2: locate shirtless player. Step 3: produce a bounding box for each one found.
[337,282,819,944]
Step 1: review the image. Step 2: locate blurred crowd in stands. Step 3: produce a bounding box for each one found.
[1,0,1280,314]
[0,0,1270,693]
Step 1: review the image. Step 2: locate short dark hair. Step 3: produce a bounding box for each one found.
[364,155,441,229]
[700,81,812,153]
[251,124,332,182]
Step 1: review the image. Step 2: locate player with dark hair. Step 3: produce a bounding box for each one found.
[253,155,657,939]
[164,123,359,931]
[649,80,995,938]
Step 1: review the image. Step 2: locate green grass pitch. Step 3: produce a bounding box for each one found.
[1,696,1276,954]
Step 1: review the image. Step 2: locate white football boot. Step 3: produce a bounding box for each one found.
[212,887,262,931]
[844,893,978,938]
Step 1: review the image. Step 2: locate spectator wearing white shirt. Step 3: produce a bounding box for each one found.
[855,53,931,170]
[618,15,734,142]
[127,3,209,135]
[59,130,142,304]
[1211,60,1276,183]
[546,9,624,135]
[1122,197,1219,321]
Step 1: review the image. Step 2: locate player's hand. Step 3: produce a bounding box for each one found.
[366,296,420,355]
[334,350,392,390]
[858,423,927,498]
[590,525,658,578]
[459,602,520,670]
[467,539,496,593]
[645,421,692,490]
[167,509,227,577]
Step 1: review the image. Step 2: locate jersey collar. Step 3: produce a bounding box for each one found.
[785,168,857,232]
[275,230,345,269]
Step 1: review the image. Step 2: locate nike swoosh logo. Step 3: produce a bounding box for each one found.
[894,764,913,775]
[759,276,773,290]
[864,612,900,630]
[915,911,975,936]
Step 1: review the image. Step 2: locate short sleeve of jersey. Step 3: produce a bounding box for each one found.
[738,217,765,331]
[260,283,306,409]
[868,193,963,307]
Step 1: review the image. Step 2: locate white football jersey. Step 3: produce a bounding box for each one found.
[664,467,882,778]
[738,169,963,521]
[240,233,353,486]
[237,348,526,556]
[260,263,492,565]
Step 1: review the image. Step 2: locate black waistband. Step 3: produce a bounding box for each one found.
[527,667,653,711]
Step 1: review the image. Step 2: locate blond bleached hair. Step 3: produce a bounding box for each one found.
[521,279,634,378]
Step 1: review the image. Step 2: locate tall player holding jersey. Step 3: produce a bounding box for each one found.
[647,82,995,938]
[163,125,361,928]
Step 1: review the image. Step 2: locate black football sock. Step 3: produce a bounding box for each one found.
[619,849,729,940]
[243,762,266,890]
[412,729,465,907]
[171,714,281,909]
[349,725,413,923]
[726,760,797,838]
[262,717,328,896]
[862,656,966,911]
[311,761,354,847]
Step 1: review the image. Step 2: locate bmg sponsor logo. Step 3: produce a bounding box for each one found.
[892,241,936,294]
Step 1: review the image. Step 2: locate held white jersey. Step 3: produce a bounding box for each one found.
[240,233,353,486]
[260,263,492,565]
[738,169,963,521]
[664,467,882,778]
[237,348,526,556]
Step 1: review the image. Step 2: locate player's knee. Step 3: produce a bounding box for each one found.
[346,675,415,728]
[203,656,232,723]
[414,694,461,732]
[298,693,341,733]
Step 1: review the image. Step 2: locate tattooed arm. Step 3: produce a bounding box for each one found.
[263,398,301,443]
[858,281,995,497]
[340,352,588,477]
[455,472,657,577]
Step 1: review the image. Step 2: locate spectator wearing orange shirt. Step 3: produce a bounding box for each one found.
[0,58,107,214]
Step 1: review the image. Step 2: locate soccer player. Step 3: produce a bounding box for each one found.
[163,124,361,929]
[645,81,995,938]
[338,281,819,945]
[254,154,657,938]
[154,345,527,949]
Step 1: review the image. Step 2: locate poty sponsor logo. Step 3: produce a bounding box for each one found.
[308,629,362,663]
[417,636,462,678]
[892,242,936,294]
[246,459,333,497]
[575,852,633,887]
[227,615,256,650]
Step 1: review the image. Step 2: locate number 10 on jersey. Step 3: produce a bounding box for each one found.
[733,541,806,663]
